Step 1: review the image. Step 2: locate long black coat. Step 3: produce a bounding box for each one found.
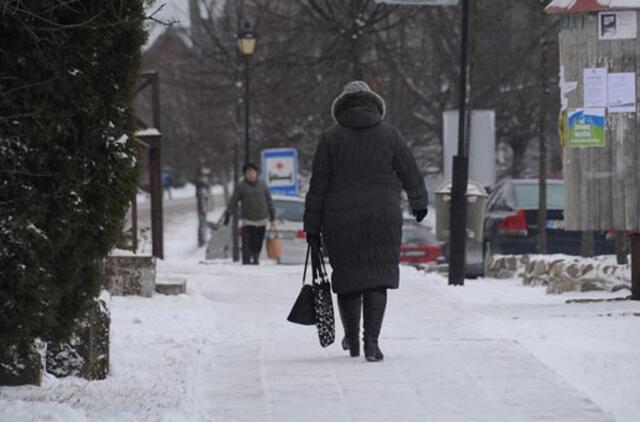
[304,97,428,295]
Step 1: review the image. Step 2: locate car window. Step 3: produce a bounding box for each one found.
[402,225,437,244]
[486,182,508,211]
[274,200,305,222]
[514,183,564,209]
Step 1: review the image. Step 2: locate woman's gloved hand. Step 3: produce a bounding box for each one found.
[412,208,428,223]
[306,232,322,250]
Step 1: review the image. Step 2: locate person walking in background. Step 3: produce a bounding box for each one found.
[304,81,428,362]
[195,160,212,248]
[224,163,276,265]
[162,167,174,200]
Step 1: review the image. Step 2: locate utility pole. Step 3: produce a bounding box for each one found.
[448,0,471,286]
[374,0,470,286]
[244,56,251,165]
[232,74,242,263]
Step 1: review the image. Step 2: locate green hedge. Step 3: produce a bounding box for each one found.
[0,1,147,349]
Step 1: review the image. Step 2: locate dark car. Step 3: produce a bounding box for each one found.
[401,219,441,265]
[483,179,615,271]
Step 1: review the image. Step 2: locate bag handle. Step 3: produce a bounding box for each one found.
[304,243,328,286]
[302,245,311,286]
[317,248,328,281]
[310,245,327,285]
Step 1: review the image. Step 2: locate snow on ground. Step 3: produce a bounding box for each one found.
[438,277,640,422]
[137,184,224,204]
[2,203,640,421]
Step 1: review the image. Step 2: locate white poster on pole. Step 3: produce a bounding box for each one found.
[443,110,496,187]
[584,68,608,108]
[599,11,637,40]
[608,72,636,113]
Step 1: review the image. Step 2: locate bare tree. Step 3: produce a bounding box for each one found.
[142,0,564,185]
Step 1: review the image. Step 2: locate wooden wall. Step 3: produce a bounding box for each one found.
[560,13,640,231]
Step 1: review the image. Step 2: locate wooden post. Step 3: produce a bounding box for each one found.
[580,230,594,257]
[134,71,163,259]
[131,190,138,254]
[143,71,164,259]
[631,234,640,299]
[149,135,163,259]
[615,231,628,265]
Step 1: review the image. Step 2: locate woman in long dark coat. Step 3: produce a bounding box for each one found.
[304,81,428,362]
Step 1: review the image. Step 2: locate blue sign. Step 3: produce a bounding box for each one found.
[261,148,299,196]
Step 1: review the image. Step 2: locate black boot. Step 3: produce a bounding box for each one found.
[251,253,260,265]
[337,292,361,357]
[363,288,387,362]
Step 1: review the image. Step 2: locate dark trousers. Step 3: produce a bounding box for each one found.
[242,225,266,265]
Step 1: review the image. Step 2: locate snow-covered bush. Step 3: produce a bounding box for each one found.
[0,1,147,363]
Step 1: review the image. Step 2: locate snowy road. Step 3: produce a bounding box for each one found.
[2,206,640,422]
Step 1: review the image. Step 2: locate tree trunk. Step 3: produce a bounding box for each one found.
[510,142,527,178]
[351,36,364,80]
[537,5,548,254]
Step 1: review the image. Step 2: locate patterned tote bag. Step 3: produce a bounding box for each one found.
[311,247,335,348]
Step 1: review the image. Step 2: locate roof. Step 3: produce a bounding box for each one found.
[546,0,640,13]
[135,128,162,137]
[272,194,304,202]
[436,181,489,197]
[509,179,564,185]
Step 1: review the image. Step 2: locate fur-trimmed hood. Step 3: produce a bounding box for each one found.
[331,81,386,129]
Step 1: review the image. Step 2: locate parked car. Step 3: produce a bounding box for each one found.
[269,195,308,264]
[205,195,307,262]
[483,179,615,272]
[440,240,485,278]
[401,219,441,264]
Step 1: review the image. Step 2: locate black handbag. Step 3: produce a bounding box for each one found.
[287,247,316,325]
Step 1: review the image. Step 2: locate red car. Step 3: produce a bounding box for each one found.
[400,220,441,264]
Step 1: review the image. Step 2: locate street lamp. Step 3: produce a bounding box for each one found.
[231,23,257,263]
[238,22,256,165]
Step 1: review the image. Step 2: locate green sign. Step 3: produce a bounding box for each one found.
[567,108,606,148]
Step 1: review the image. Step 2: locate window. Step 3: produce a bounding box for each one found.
[513,183,565,209]
[274,200,305,222]
[402,225,437,244]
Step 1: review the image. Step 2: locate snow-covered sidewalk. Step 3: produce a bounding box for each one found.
[3,258,640,421]
[3,202,640,421]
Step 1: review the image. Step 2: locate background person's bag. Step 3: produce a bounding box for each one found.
[266,231,282,260]
[287,247,316,325]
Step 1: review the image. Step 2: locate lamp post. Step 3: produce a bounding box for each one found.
[238,22,257,165]
[232,23,256,262]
